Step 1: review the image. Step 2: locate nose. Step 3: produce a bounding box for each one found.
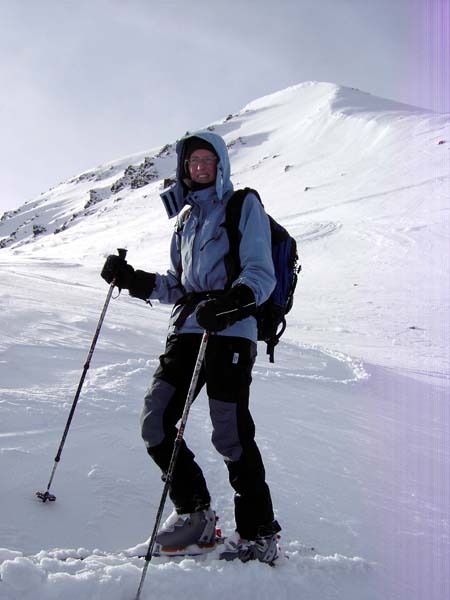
[196,159,210,170]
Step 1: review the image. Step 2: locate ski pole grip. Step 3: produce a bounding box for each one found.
[117,248,128,261]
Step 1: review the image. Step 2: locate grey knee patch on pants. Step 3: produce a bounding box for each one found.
[141,378,175,448]
[209,398,242,462]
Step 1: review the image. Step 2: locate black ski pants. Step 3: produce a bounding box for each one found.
[140,333,276,540]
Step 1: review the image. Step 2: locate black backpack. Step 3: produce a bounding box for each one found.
[224,188,301,362]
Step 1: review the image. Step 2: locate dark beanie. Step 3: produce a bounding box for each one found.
[185,137,218,160]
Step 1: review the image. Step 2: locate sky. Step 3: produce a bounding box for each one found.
[0,0,449,214]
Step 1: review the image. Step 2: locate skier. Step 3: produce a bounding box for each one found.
[101,131,281,563]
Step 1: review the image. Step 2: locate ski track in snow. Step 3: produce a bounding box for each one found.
[0,278,375,599]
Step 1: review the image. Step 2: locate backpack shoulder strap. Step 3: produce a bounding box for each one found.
[224,188,263,287]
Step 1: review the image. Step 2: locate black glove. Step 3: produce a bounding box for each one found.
[101,255,156,301]
[195,284,256,332]
[101,255,135,288]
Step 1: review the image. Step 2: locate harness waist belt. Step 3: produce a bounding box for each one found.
[173,290,225,329]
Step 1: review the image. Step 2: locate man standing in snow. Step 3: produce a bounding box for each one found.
[101,131,281,563]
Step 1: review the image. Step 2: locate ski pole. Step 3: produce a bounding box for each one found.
[36,248,128,503]
[134,330,210,600]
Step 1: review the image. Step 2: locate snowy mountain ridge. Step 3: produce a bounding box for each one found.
[1,81,445,253]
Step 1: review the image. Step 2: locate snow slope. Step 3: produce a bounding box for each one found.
[0,82,449,600]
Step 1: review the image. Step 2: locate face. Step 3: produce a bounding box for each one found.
[187,149,218,185]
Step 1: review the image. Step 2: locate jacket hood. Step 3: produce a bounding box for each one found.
[160,131,233,219]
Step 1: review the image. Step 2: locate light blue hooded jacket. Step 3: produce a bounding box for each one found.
[152,131,275,342]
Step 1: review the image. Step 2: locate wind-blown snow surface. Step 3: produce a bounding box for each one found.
[0,82,449,600]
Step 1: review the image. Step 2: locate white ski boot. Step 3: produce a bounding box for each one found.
[154,507,217,556]
[220,530,280,564]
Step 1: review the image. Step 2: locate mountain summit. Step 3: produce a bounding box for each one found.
[0,81,444,254]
